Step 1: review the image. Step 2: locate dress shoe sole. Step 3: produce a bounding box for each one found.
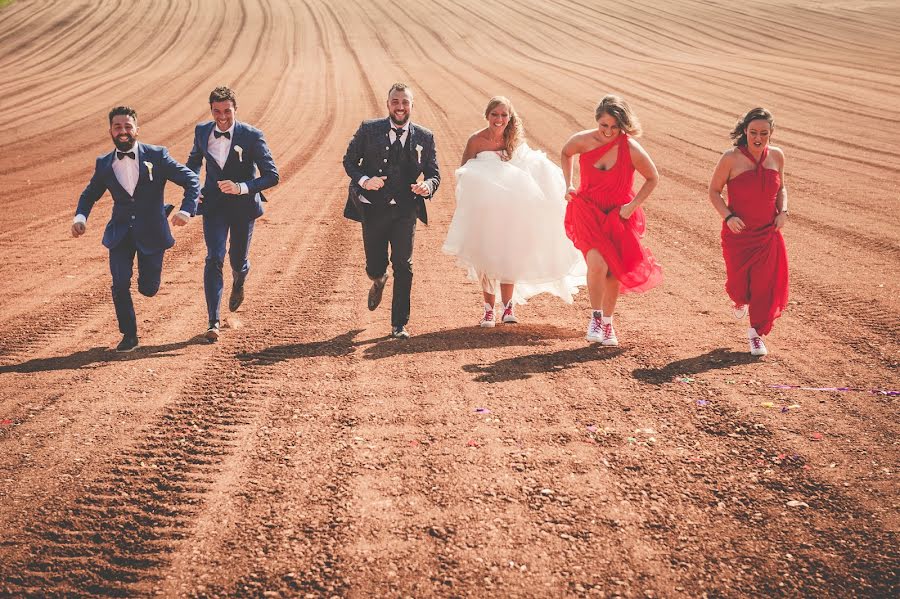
[115,344,139,353]
[229,287,245,312]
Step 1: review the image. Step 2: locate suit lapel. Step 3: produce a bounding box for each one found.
[102,150,131,198]
[224,121,243,170]
[199,122,214,157]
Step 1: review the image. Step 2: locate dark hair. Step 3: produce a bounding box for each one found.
[108,106,137,125]
[595,95,641,137]
[730,107,775,147]
[209,86,237,107]
[387,82,412,99]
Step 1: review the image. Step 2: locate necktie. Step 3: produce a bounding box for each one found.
[389,127,404,163]
[214,130,231,139]
[116,151,135,160]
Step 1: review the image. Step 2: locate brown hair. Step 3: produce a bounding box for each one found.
[387,82,412,99]
[209,86,237,107]
[730,107,775,147]
[108,106,137,125]
[594,94,641,137]
[484,96,523,159]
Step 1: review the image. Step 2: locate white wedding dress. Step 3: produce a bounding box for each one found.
[442,143,586,304]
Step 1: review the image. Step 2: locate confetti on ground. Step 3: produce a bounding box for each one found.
[676,377,695,383]
[626,437,637,443]
[771,385,899,396]
[474,407,491,414]
[466,439,480,447]
[0,419,13,426]
[761,401,774,408]
[786,500,810,508]
[586,425,598,433]
[696,400,709,406]
[810,432,824,441]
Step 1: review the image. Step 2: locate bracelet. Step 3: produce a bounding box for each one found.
[724,213,737,223]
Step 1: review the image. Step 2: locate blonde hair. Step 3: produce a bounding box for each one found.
[595,94,641,137]
[484,96,523,158]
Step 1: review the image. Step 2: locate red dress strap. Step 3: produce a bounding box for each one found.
[737,145,769,177]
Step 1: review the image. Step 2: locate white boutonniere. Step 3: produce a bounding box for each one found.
[144,161,153,181]
[416,144,423,163]
[234,145,243,162]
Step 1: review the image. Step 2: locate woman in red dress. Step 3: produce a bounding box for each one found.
[562,95,662,345]
[708,108,789,356]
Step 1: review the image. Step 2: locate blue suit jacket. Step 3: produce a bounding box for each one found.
[75,143,200,252]
[342,118,440,224]
[186,121,279,220]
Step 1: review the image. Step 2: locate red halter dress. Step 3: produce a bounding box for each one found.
[721,145,789,335]
[564,133,662,293]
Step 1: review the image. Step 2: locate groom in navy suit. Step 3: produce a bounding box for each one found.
[72,106,200,352]
[343,83,440,339]
[187,86,279,342]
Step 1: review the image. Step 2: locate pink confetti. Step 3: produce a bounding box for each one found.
[0,419,12,426]
[474,407,491,414]
[810,433,824,441]
[466,439,480,447]
[586,425,598,433]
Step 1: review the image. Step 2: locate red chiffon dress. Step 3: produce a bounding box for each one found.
[721,146,789,335]
[564,133,662,293]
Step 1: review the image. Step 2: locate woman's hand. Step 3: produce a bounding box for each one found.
[619,202,636,220]
[565,186,577,202]
[774,211,788,230]
[726,214,745,233]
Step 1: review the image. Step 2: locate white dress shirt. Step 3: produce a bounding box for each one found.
[358,121,410,203]
[208,123,249,195]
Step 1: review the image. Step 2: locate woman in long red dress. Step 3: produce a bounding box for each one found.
[562,95,662,345]
[708,107,789,356]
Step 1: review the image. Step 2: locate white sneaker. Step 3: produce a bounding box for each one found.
[601,321,619,346]
[480,303,496,328]
[748,328,768,356]
[501,301,518,324]
[732,303,748,319]
[586,315,603,342]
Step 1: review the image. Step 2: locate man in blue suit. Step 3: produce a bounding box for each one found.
[187,86,279,342]
[343,83,440,339]
[72,106,200,352]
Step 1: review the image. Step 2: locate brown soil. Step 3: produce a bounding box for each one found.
[0,0,897,597]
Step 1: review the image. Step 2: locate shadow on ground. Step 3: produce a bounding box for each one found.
[463,345,624,383]
[0,338,203,374]
[632,348,758,385]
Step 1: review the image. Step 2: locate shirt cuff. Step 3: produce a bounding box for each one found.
[73,214,86,225]
[239,182,249,195]
[177,210,191,218]
[359,176,369,187]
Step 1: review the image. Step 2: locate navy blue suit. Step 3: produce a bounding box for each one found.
[75,143,200,336]
[187,121,279,325]
[343,118,440,327]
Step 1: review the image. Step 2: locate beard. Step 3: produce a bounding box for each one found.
[112,133,136,151]
[390,112,410,126]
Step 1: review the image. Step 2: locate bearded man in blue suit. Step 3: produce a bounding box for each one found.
[187,86,279,342]
[71,106,200,353]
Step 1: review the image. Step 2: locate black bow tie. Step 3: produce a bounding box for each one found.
[214,130,231,139]
[392,127,404,140]
[116,151,135,160]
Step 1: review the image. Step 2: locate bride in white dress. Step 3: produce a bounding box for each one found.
[443,96,586,327]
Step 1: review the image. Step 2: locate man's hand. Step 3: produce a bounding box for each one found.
[411,182,430,196]
[71,222,86,237]
[171,212,190,227]
[218,180,242,195]
[363,176,387,191]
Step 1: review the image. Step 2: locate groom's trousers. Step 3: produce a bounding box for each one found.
[360,202,416,328]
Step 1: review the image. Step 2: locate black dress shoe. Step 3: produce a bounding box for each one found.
[116,334,139,352]
[368,274,388,311]
[390,325,410,339]
[164,204,175,217]
[228,283,245,312]
[205,322,220,343]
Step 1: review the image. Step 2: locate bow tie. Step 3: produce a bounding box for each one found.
[214,130,231,139]
[116,151,135,160]
[392,127,404,139]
